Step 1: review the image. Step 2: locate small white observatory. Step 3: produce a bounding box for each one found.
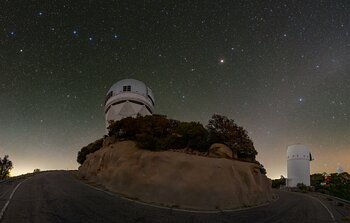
[104,79,155,128]
[286,145,313,187]
[336,166,344,174]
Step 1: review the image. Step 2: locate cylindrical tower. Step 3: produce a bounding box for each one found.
[104,79,155,128]
[286,145,312,187]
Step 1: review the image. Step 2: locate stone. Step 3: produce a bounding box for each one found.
[208,143,233,159]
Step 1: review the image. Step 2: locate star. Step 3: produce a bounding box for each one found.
[219,59,224,63]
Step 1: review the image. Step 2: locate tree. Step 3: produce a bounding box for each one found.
[172,122,209,151]
[272,175,286,188]
[0,155,13,180]
[206,114,257,161]
[310,173,325,191]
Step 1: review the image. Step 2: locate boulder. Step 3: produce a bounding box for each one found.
[208,143,233,159]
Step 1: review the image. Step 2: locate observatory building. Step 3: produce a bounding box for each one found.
[336,166,344,174]
[286,145,313,187]
[104,79,155,128]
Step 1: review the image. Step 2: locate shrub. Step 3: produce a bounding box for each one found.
[107,115,210,152]
[78,114,262,168]
[77,138,103,165]
[172,122,209,151]
[272,175,286,188]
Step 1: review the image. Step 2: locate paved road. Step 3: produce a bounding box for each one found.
[0,171,347,223]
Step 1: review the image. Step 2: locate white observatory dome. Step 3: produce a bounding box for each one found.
[104,79,155,128]
[286,145,313,187]
[336,166,344,174]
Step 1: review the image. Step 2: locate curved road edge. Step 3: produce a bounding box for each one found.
[0,178,30,221]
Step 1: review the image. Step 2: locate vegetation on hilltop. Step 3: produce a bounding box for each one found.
[77,138,103,165]
[77,114,258,166]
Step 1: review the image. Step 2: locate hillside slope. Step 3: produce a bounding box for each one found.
[78,141,272,210]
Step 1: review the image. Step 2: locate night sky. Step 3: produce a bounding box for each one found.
[1,1,349,178]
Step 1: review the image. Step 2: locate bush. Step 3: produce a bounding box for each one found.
[297,183,309,192]
[78,114,263,169]
[107,114,257,160]
[77,138,103,165]
[272,175,286,188]
[107,115,210,152]
[172,122,209,151]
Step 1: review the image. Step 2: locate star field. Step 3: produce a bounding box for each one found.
[0,0,349,177]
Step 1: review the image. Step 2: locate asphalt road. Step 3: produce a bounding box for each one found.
[0,171,347,223]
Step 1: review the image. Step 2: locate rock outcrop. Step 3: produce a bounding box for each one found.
[208,143,236,159]
[79,141,273,210]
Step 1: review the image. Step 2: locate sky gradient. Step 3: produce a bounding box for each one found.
[0,0,349,178]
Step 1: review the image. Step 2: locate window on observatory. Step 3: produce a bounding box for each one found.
[123,85,131,92]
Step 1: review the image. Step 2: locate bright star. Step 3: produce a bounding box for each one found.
[88,37,93,41]
[220,59,224,63]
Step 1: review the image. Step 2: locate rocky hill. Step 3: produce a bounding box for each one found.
[78,141,273,210]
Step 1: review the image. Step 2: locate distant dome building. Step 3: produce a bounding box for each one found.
[336,166,344,174]
[104,79,155,128]
[286,145,313,187]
